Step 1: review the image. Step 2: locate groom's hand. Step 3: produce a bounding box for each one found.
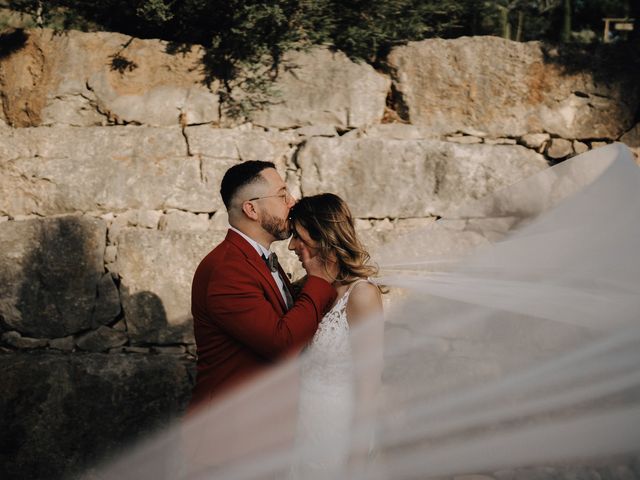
[300,246,337,284]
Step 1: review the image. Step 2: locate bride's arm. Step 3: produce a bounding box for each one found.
[346,283,384,466]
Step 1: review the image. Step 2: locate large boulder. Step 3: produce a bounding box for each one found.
[184,125,297,168]
[0,126,233,216]
[185,125,300,194]
[247,47,390,129]
[0,351,193,480]
[0,29,219,127]
[297,137,548,218]
[117,228,227,345]
[0,215,117,338]
[0,126,304,218]
[387,37,638,139]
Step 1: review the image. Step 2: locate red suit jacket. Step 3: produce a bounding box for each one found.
[187,229,337,411]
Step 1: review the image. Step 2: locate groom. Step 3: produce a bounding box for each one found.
[188,160,338,412]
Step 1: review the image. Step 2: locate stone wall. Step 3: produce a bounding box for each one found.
[1,29,638,479]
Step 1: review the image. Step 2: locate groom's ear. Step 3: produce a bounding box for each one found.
[241,200,259,221]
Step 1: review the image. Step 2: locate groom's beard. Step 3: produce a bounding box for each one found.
[261,212,290,241]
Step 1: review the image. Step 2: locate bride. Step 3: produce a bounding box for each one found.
[286,193,384,477]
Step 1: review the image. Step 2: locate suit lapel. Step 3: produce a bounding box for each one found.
[278,264,294,300]
[226,230,288,312]
[247,256,288,312]
[278,263,292,289]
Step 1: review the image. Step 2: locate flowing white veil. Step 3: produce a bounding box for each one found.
[90,143,640,479]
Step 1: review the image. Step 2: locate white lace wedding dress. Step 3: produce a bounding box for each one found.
[289,279,372,479]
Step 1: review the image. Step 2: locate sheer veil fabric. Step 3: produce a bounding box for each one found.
[91,143,640,480]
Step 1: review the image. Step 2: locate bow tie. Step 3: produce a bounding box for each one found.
[263,252,280,272]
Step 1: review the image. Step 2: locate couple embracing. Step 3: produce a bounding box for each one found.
[187,160,383,474]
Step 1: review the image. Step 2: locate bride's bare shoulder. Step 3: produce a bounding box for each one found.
[346,280,382,324]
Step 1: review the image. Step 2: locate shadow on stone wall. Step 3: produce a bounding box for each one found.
[0,216,194,480]
[0,352,193,480]
[123,289,195,347]
[541,41,640,124]
[13,216,108,338]
[541,40,640,84]
[0,28,28,59]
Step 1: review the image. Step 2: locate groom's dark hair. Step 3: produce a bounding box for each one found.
[220,160,276,209]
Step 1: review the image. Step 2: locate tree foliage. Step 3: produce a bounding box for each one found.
[3,0,636,117]
[6,0,635,65]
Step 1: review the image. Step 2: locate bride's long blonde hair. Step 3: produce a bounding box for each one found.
[288,193,378,282]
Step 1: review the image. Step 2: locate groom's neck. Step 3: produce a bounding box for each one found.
[230,221,272,250]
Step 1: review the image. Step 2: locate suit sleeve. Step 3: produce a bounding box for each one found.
[206,261,336,360]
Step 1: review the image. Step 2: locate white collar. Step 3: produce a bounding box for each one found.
[229,226,271,259]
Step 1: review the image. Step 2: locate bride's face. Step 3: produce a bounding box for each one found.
[288,224,320,261]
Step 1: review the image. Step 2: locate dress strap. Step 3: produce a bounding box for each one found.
[344,278,373,298]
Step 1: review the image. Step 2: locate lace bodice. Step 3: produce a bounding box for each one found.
[291,279,372,478]
[300,279,371,385]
